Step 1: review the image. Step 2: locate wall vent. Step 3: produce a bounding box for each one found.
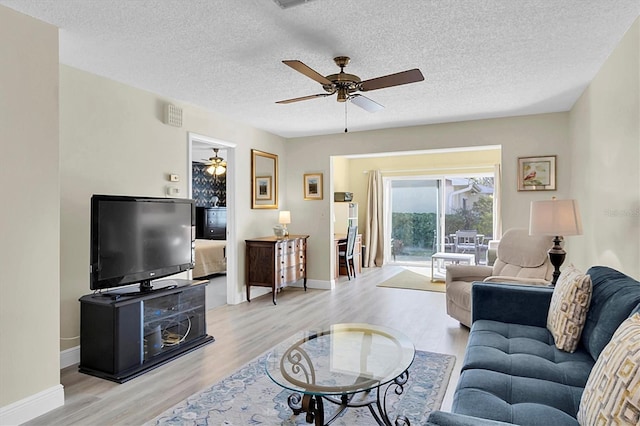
[164,104,183,127]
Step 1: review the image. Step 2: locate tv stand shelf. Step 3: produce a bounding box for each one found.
[79,279,214,383]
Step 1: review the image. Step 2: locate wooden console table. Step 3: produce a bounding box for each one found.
[245,235,309,304]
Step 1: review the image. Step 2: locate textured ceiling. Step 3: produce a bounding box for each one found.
[2,0,638,138]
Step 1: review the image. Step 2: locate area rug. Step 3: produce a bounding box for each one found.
[149,349,455,425]
[377,269,446,293]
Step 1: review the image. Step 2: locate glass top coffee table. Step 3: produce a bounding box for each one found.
[265,323,415,425]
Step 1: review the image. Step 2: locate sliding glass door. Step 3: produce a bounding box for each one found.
[443,176,494,264]
[384,178,441,265]
[384,174,495,266]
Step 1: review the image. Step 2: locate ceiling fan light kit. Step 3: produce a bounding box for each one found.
[277,56,424,113]
[203,148,227,176]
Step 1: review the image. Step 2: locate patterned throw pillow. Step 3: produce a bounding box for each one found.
[577,313,640,426]
[546,264,592,352]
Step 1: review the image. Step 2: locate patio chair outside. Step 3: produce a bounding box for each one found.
[455,230,479,262]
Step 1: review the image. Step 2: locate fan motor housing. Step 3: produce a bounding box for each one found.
[322,73,361,100]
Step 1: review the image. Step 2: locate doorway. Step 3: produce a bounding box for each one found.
[187,132,238,308]
[333,145,500,273]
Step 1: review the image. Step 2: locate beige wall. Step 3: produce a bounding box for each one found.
[59,65,287,352]
[568,18,640,278]
[2,5,638,422]
[0,4,61,412]
[288,20,640,283]
[342,148,501,227]
[286,113,572,282]
[332,156,350,193]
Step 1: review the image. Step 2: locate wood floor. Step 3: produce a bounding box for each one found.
[27,266,469,426]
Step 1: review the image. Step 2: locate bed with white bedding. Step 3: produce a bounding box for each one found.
[193,239,226,278]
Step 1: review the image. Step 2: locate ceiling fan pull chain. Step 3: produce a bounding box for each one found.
[344,101,348,133]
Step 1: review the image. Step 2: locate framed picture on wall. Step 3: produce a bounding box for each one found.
[517,155,556,191]
[255,176,272,200]
[303,173,323,200]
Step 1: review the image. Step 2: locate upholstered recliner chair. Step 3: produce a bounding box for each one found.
[445,228,554,327]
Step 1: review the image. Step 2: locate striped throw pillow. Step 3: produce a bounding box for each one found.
[546,264,592,352]
[578,313,640,426]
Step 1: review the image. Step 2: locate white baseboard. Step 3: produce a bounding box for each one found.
[0,384,64,426]
[60,345,80,369]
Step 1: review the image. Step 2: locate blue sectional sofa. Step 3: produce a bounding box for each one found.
[427,266,640,426]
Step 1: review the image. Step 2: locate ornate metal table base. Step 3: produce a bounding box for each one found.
[266,325,415,426]
[286,370,411,426]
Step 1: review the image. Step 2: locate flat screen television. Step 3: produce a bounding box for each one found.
[90,194,195,292]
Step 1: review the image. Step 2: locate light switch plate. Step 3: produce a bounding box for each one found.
[166,186,180,196]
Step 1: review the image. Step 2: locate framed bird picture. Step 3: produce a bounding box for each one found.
[518,155,556,191]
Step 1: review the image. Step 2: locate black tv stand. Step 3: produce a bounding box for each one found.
[139,279,154,292]
[97,279,182,299]
[79,279,214,383]
[119,285,178,297]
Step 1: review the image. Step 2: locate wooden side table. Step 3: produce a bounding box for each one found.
[245,235,309,304]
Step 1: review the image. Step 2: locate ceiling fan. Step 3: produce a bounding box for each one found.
[202,148,227,176]
[276,56,424,112]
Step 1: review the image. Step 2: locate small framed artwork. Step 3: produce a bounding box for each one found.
[255,176,272,200]
[518,155,557,191]
[303,173,323,200]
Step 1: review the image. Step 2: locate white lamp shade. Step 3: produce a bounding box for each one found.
[529,199,583,236]
[279,210,291,225]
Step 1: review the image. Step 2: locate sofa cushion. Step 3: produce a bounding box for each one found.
[453,369,581,425]
[464,320,594,387]
[577,313,640,426]
[581,266,640,360]
[426,411,515,425]
[547,265,592,353]
[472,283,554,327]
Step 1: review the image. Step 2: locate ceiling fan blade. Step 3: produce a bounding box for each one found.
[276,93,331,104]
[360,68,424,92]
[283,60,333,85]
[349,94,384,113]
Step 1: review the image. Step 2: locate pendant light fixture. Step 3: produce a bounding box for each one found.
[205,148,226,176]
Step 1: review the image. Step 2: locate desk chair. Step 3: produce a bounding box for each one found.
[338,226,358,280]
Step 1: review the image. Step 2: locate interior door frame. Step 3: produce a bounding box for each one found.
[187,132,238,305]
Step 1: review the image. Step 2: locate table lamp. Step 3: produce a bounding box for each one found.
[529,198,582,285]
[279,210,291,237]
